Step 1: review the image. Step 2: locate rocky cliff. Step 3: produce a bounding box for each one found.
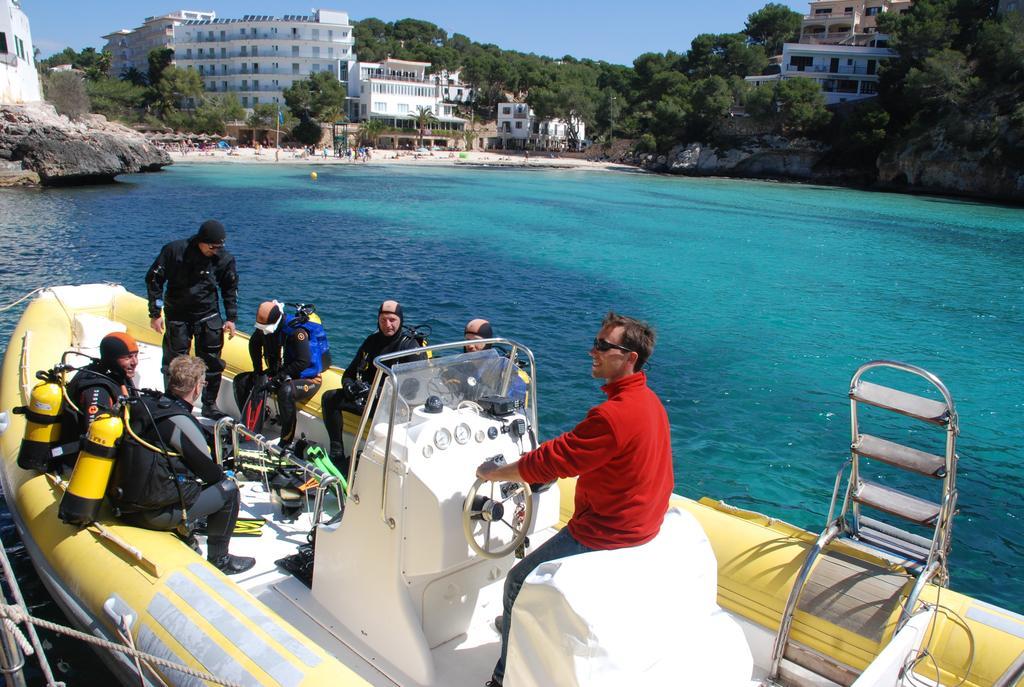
[0,102,170,186]
[875,127,1024,201]
[627,131,1023,204]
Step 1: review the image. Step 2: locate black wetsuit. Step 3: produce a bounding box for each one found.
[112,393,239,560]
[234,325,322,444]
[145,237,238,408]
[56,363,134,467]
[321,329,422,472]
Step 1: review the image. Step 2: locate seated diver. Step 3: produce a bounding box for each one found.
[321,300,422,474]
[52,333,140,469]
[456,318,529,403]
[233,301,329,452]
[108,355,255,575]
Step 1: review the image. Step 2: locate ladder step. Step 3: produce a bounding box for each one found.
[854,481,941,526]
[851,381,950,425]
[853,434,947,478]
[856,516,932,566]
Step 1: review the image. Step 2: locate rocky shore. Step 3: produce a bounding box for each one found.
[0,103,170,186]
[628,133,1024,204]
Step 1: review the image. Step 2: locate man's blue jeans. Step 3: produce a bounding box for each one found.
[492,527,595,683]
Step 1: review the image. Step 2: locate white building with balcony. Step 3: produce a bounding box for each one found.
[103,10,215,80]
[0,0,41,103]
[172,9,354,109]
[495,102,586,151]
[798,0,911,47]
[746,42,895,105]
[347,58,466,146]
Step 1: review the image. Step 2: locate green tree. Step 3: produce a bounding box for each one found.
[120,67,148,86]
[292,119,324,146]
[744,3,803,57]
[774,78,831,135]
[43,71,90,119]
[283,72,347,122]
[358,118,386,146]
[410,106,438,147]
[86,78,148,120]
[193,95,245,134]
[903,49,978,116]
[147,47,175,87]
[154,66,203,116]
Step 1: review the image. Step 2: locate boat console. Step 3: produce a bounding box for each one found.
[309,342,561,684]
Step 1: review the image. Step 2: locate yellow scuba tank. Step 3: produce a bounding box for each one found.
[16,378,65,472]
[58,411,124,525]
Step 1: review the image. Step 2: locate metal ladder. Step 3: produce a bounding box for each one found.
[768,360,959,684]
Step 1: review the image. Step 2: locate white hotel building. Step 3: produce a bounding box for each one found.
[745,0,907,105]
[495,102,586,151]
[0,0,40,104]
[103,10,215,80]
[347,58,466,145]
[170,9,355,109]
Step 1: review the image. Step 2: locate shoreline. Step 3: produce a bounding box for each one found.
[165,147,635,173]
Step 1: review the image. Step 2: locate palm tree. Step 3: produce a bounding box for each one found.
[410,106,438,148]
[359,118,386,147]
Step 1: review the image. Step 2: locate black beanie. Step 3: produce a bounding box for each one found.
[99,332,138,366]
[197,219,226,243]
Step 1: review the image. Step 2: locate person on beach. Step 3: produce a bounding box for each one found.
[145,219,238,420]
[320,300,422,474]
[475,312,674,687]
[109,355,255,575]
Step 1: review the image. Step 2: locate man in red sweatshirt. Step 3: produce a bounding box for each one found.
[476,312,674,687]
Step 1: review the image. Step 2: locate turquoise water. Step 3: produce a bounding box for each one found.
[1,164,1022,623]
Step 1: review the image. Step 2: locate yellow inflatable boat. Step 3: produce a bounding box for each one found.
[0,284,1021,687]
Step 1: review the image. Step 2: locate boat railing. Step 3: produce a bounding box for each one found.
[351,338,537,528]
[213,418,344,524]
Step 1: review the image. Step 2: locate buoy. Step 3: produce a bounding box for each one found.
[310,171,318,180]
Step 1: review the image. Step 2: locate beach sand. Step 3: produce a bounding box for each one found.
[166,147,635,173]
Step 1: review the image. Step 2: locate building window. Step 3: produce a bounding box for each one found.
[252,46,258,57]
[814,7,832,14]
[253,63,260,73]
[861,81,878,94]
[502,106,511,115]
[292,45,299,56]
[312,29,319,39]
[292,63,299,74]
[242,96,248,106]
[253,79,259,90]
[251,28,257,36]
[222,81,227,91]
[186,48,192,58]
[221,47,226,58]
[221,64,227,74]
[220,30,226,40]
[313,46,320,57]
[515,121,523,129]
[865,6,881,15]
[198,48,204,57]
[2,32,10,54]
[328,30,333,40]
[398,103,409,113]
[311,64,319,73]
[242,80,248,89]
[292,27,298,37]
[253,96,259,104]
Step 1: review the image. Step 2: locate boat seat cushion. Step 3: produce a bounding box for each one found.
[505,507,753,687]
[68,313,163,392]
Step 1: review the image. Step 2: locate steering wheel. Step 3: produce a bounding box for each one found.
[463,478,533,559]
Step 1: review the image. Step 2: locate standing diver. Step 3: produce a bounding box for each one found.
[145,219,238,420]
[233,301,330,452]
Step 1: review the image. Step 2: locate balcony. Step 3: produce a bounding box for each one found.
[363,71,432,84]
[787,62,876,75]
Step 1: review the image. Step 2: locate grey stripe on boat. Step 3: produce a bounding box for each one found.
[188,562,321,667]
[147,592,261,685]
[966,605,1024,639]
[165,572,303,686]
[137,624,208,687]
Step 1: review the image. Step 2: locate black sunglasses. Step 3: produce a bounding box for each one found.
[592,337,634,354]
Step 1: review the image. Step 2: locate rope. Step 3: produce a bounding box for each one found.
[0,528,59,685]
[0,604,244,687]
[0,288,46,313]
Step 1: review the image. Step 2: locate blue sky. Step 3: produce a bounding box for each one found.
[28,0,807,66]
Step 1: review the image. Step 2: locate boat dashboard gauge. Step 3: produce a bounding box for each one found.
[422,444,434,458]
[474,429,486,443]
[433,428,452,451]
[454,422,472,445]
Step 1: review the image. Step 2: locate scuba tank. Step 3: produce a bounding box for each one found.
[59,410,124,525]
[14,369,66,472]
[281,303,331,377]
